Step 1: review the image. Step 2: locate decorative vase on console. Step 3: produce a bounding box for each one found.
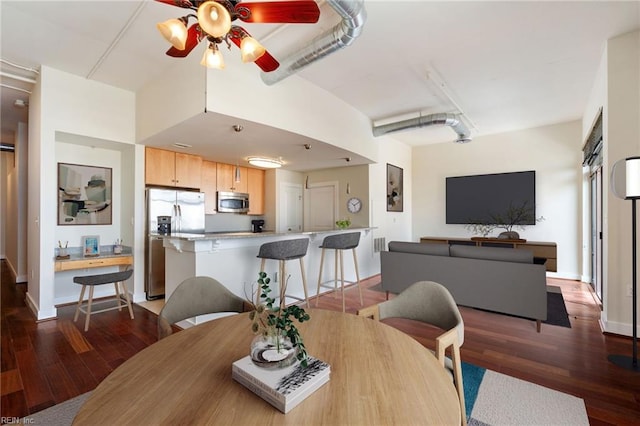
[248,272,310,369]
[497,231,520,240]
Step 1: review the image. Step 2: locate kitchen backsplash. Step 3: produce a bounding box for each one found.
[205,213,266,233]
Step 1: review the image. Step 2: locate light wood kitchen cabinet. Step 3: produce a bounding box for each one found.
[216,163,248,193]
[247,168,265,215]
[145,147,202,189]
[201,160,217,214]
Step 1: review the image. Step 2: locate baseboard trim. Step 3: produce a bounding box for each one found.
[25,292,58,321]
[601,318,634,337]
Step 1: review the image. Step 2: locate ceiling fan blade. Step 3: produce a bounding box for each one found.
[229,32,280,72]
[154,0,195,9]
[237,1,320,23]
[166,23,202,57]
[254,51,280,72]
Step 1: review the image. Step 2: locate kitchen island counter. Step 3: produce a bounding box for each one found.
[156,227,373,241]
[159,228,378,302]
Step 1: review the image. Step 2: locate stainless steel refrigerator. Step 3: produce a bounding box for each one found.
[145,188,205,300]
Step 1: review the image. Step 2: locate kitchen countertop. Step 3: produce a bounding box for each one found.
[153,227,374,241]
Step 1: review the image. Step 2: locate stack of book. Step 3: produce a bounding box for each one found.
[232,356,330,413]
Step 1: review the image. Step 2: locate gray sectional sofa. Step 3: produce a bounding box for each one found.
[381,241,548,331]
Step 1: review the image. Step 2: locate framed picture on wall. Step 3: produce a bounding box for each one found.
[58,163,112,225]
[387,163,403,212]
[82,235,100,257]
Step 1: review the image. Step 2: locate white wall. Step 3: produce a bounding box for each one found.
[137,49,379,165]
[370,136,413,246]
[412,121,583,280]
[27,66,138,319]
[596,30,640,336]
[0,151,11,260]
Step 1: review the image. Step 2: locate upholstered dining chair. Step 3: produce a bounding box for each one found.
[357,280,466,426]
[158,276,251,340]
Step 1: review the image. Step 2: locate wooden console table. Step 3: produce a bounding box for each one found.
[420,236,557,272]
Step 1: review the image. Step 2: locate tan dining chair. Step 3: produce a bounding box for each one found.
[357,280,466,426]
[158,276,251,340]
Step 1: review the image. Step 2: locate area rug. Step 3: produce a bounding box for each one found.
[20,392,91,425]
[369,283,572,328]
[22,366,589,425]
[462,362,589,425]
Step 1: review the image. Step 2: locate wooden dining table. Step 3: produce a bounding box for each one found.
[73,309,461,425]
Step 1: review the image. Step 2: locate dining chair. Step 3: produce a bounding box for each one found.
[158,276,251,340]
[357,280,466,426]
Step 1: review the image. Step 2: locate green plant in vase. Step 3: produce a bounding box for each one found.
[249,272,310,368]
[336,218,351,229]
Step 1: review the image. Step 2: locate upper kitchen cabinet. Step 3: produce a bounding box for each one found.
[201,160,217,214]
[247,168,265,215]
[145,147,202,189]
[216,163,248,193]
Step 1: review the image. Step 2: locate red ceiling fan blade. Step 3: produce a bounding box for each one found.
[254,51,280,72]
[166,23,202,57]
[237,1,320,23]
[229,32,280,72]
[154,0,195,9]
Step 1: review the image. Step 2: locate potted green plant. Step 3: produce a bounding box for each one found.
[335,218,351,229]
[249,272,310,368]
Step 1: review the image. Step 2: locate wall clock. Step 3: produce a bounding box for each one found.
[347,197,362,213]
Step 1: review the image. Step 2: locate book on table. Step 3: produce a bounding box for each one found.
[232,355,330,413]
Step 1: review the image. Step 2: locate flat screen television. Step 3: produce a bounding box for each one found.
[446,171,536,225]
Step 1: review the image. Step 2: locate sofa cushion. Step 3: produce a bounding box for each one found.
[449,245,533,264]
[388,241,450,257]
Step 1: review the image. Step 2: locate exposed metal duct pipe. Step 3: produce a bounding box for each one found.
[260,0,366,85]
[372,113,472,143]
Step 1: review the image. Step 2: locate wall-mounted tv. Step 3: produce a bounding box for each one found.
[446,171,536,225]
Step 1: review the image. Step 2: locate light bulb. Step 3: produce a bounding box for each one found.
[240,36,266,63]
[156,18,188,50]
[197,1,231,38]
[200,44,225,69]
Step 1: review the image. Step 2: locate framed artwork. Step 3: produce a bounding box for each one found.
[58,163,112,225]
[387,163,403,212]
[82,235,100,257]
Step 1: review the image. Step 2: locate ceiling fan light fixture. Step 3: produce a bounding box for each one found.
[200,43,225,69]
[248,157,283,169]
[240,35,266,63]
[157,17,188,50]
[197,1,232,38]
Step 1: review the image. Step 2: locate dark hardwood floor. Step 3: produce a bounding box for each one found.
[1,259,639,424]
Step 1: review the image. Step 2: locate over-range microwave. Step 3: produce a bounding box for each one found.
[217,191,250,213]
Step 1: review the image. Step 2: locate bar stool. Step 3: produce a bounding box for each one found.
[73,269,134,331]
[316,232,363,312]
[257,238,310,308]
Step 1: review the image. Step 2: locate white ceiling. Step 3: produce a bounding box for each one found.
[1,1,639,170]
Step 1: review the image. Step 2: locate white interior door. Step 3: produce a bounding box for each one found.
[279,183,303,233]
[304,182,338,232]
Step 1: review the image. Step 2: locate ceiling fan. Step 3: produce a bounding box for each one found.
[155,0,320,72]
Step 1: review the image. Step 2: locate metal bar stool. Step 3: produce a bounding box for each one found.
[316,232,363,312]
[257,238,310,308]
[73,269,134,331]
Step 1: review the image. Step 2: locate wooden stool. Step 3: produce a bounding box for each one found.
[316,232,362,312]
[257,239,310,308]
[73,269,134,331]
